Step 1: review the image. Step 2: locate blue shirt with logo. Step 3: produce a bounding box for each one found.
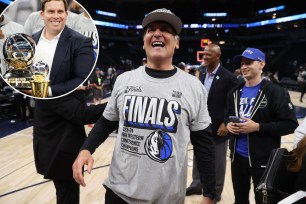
[236,82,261,158]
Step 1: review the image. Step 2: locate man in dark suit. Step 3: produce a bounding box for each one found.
[186,44,239,203]
[33,87,106,204]
[31,0,95,97]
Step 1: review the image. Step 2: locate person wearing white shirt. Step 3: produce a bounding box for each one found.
[28,0,94,98]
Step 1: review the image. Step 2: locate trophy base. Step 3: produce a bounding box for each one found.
[6,77,32,89]
[31,81,49,98]
[4,70,32,89]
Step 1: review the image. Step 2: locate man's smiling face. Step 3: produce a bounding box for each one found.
[143,21,179,63]
[41,0,68,36]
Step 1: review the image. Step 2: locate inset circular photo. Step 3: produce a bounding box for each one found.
[0,0,99,99]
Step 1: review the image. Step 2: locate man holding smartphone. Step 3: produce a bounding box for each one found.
[225,47,298,204]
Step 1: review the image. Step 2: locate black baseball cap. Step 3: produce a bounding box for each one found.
[142,8,182,34]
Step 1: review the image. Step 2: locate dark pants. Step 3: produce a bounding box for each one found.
[14,93,27,120]
[104,185,128,204]
[231,153,265,204]
[26,97,34,118]
[190,140,228,201]
[53,180,79,204]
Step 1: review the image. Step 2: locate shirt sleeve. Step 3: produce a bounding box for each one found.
[190,125,216,199]
[80,115,119,154]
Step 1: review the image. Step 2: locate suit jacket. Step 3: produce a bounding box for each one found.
[33,90,106,180]
[32,26,95,96]
[199,65,239,142]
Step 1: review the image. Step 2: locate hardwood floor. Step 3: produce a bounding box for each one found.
[0,90,304,204]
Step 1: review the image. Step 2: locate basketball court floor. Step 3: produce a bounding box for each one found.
[0,90,305,204]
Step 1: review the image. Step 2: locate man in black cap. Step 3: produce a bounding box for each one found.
[73,8,216,204]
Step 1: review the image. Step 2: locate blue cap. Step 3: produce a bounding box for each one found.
[233,48,265,64]
[95,67,100,71]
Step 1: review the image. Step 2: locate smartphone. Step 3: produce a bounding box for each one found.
[229,116,243,123]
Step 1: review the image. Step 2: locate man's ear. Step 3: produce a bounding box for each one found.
[260,61,266,69]
[175,36,180,49]
[175,41,179,49]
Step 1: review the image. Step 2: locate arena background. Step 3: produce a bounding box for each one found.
[1,0,306,88]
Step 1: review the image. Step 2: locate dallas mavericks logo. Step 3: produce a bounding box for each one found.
[144,130,173,163]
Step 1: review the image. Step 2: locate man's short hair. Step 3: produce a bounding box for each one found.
[42,0,68,11]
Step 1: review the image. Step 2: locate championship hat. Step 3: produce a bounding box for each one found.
[142,8,182,34]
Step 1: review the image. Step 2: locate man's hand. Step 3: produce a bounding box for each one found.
[226,122,240,135]
[72,150,94,187]
[235,117,259,133]
[217,122,228,136]
[200,196,214,204]
[77,85,86,91]
[20,89,33,96]
[226,117,259,135]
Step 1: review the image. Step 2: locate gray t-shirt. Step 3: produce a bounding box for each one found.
[72,13,98,58]
[103,66,211,204]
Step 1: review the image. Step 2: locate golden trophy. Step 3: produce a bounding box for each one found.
[2,33,35,89]
[30,60,50,98]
